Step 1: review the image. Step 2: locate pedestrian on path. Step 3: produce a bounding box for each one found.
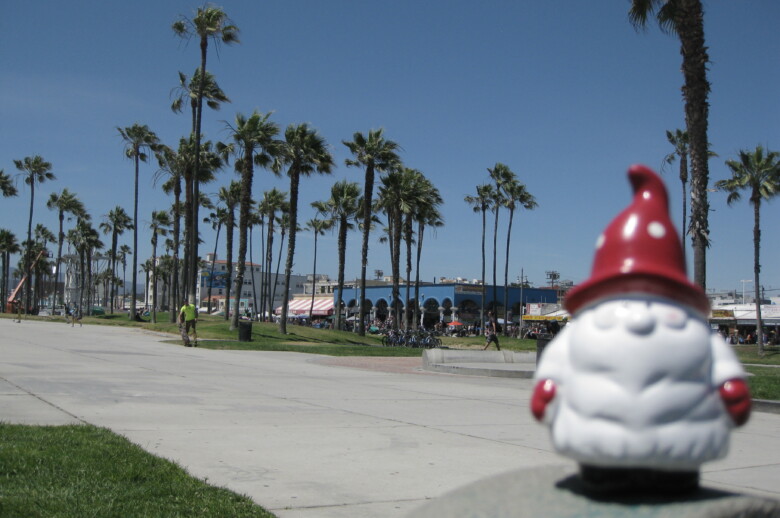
[71,305,82,327]
[484,311,500,350]
[179,296,198,347]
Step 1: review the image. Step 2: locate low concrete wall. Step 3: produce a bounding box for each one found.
[422,349,536,378]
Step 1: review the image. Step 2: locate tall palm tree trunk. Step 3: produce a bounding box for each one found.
[678,0,711,290]
[679,157,688,261]
[753,201,764,355]
[404,215,412,330]
[181,173,192,303]
[280,172,300,334]
[170,188,181,323]
[335,215,347,331]
[224,213,234,322]
[391,212,402,330]
[190,39,208,303]
[413,222,425,330]
[25,182,35,313]
[55,212,64,307]
[207,223,220,313]
[250,225,258,319]
[358,165,375,336]
[232,163,252,331]
[151,243,158,324]
[503,208,515,335]
[131,158,139,320]
[264,223,274,322]
[480,209,486,329]
[492,206,499,312]
[309,230,318,322]
[271,229,285,321]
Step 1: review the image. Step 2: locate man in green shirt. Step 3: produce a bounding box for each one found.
[179,296,198,347]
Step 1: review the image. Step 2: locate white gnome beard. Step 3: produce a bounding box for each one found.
[539,296,735,469]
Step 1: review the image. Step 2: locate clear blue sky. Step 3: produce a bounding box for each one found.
[1,1,778,297]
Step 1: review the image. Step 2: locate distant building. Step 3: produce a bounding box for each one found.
[333,282,558,327]
[196,255,307,316]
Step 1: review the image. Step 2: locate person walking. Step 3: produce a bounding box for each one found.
[484,310,500,350]
[71,305,82,327]
[179,296,198,347]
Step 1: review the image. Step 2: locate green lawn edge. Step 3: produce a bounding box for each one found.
[0,423,275,518]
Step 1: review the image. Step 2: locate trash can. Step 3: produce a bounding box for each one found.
[536,334,553,365]
[238,321,252,342]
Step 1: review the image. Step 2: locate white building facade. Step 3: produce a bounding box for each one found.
[196,257,308,316]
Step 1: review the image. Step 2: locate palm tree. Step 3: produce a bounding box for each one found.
[376,169,411,329]
[118,244,131,309]
[343,129,401,335]
[203,206,228,313]
[99,206,133,314]
[488,164,513,314]
[155,141,187,321]
[218,111,281,330]
[272,213,295,318]
[313,181,361,330]
[412,177,443,329]
[0,170,18,197]
[662,129,690,251]
[0,229,20,311]
[258,188,288,321]
[118,124,160,320]
[148,210,172,323]
[67,219,103,315]
[217,181,241,321]
[33,225,56,305]
[173,6,239,299]
[247,208,262,319]
[171,69,230,134]
[47,189,87,306]
[305,217,332,322]
[14,155,55,313]
[715,145,780,357]
[278,123,334,333]
[169,66,230,300]
[629,0,712,290]
[465,183,496,327]
[499,175,537,331]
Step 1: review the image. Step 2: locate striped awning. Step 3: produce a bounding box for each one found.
[275,298,334,316]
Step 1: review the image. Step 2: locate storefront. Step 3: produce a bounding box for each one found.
[710,305,780,344]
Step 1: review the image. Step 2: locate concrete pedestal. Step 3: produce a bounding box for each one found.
[407,465,780,518]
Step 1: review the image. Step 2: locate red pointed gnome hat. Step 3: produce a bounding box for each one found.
[565,164,710,317]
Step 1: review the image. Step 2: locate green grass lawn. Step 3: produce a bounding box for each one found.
[0,423,275,518]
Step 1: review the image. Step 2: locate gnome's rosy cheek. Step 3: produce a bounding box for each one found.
[661,305,687,329]
[593,303,617,330]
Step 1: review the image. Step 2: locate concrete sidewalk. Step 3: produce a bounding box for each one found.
[2,319,779,517]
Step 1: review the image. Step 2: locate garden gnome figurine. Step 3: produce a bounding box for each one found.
[531,164,751,492]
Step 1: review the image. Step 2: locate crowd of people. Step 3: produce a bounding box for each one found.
[720,328,778,346]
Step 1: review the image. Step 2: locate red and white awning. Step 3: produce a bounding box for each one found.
[275,298,335,316]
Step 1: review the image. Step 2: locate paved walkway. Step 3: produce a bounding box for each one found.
[2,319,779,517]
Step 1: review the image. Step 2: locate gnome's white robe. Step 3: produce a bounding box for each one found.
[535,297,745,470]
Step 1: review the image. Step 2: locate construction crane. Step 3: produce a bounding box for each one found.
[6,249,47,313]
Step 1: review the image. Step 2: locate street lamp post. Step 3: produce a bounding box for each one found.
[740,279,753,304]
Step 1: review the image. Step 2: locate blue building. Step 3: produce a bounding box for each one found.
[336,282,558,327]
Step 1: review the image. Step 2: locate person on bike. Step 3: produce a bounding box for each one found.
[484,311,501,350]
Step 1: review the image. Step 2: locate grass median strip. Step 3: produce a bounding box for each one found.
[0,423,275,518]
